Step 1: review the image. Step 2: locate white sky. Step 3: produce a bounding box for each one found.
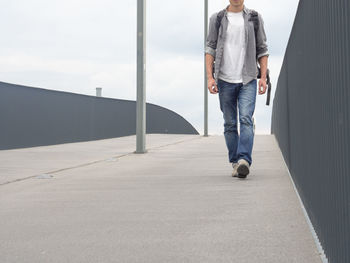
[0,0,300,134]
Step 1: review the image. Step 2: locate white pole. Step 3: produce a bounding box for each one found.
[204,0,209,136]
[136,0,147,153]
[96,87,102,97]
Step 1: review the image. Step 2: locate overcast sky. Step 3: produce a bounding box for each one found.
[0,0,300,134]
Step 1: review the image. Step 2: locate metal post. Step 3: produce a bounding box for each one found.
[96,87,102,97]
[136,0,147,153]
[204,0,209,137]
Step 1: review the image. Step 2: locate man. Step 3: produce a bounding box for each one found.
[205,0,269,179]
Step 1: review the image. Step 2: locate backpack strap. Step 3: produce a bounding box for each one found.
[248,10,259,45]
[215,9,226,33]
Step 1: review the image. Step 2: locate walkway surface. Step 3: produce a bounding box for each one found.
[0,134,321,263]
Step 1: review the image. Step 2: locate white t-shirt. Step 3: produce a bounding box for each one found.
[218,11,246,83]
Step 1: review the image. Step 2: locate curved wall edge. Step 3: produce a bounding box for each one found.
[0,81,199,150]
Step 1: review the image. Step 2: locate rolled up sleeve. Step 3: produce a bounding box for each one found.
[256,13,269,59]
[205,13,218,58]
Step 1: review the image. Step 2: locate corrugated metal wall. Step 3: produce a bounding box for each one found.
[0,81,199,150]
[271,0,350,262]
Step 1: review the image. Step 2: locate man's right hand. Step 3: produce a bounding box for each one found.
[208,78,218,94]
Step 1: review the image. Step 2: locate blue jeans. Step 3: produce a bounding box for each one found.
[217,78,257,166]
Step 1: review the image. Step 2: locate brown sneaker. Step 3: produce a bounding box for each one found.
[237,159,250,178]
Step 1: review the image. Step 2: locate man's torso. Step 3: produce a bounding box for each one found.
[218,11,246,84]
[205,5,269,85]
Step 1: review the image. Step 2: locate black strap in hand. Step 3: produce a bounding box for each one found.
[257,67,272,106]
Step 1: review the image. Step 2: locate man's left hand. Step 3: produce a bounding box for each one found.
[258,78,267,95]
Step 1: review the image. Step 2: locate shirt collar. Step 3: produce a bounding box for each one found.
[243,5,248,14]
[225,5,248,15]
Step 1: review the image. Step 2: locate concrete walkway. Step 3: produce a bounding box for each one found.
[0,134,321,263]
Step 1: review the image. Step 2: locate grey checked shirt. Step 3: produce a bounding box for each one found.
[205,5,269,85]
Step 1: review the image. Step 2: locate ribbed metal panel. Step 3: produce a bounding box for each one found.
[271,0,350,262]
[0,81,199,150]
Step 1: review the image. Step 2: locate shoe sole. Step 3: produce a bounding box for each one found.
[237,164,249,178]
